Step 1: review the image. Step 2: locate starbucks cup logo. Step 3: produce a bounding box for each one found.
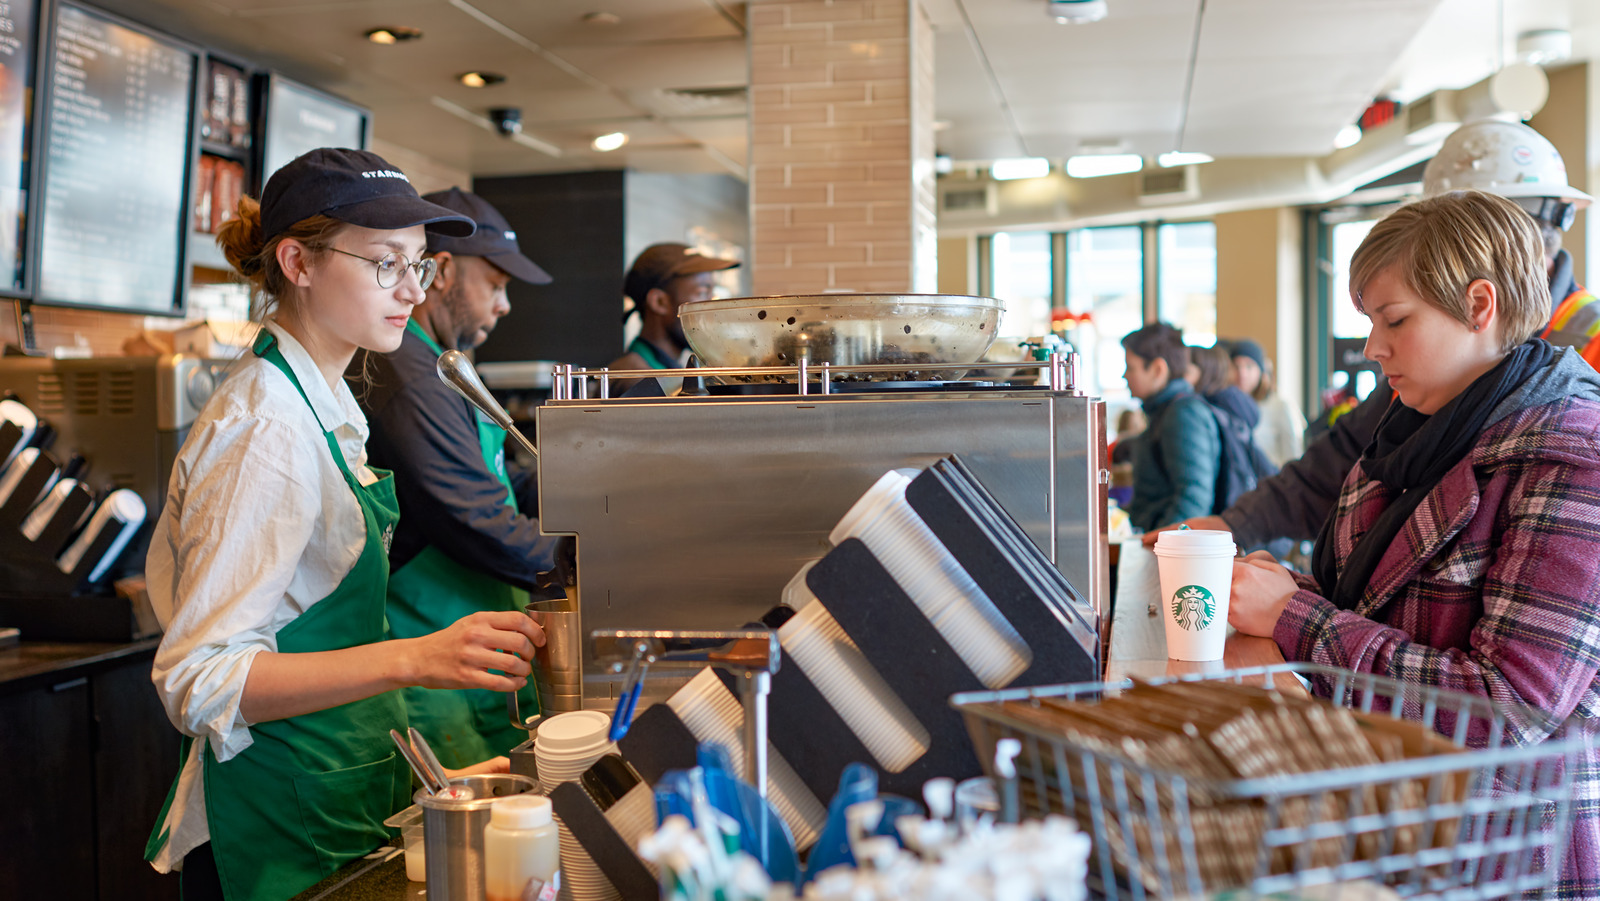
[1172,584,1216,631]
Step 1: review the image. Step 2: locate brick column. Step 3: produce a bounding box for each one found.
[747,0,937,295]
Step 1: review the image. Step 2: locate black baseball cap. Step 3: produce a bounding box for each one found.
[260,148,475,243]
[421,188,552,285]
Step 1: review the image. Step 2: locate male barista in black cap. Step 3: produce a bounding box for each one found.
[353,187,565,767]
[610,242,740,393]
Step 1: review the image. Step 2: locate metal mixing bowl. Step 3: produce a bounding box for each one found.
[679,293,1004,381]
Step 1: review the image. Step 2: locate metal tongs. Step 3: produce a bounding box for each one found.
[391,727,474,799]
[592,628,779,800]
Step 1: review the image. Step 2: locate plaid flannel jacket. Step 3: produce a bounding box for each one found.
[1274,395,1600,898]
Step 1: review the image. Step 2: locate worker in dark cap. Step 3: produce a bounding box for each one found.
[351,187,568,768]
[610,242,740,393]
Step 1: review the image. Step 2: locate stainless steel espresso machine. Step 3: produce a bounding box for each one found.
[523,294,1109,705]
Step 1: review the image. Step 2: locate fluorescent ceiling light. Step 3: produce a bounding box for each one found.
[990,157,1050,180]
[1157,151,1212,168]
[1065,154,1142,178]
[1334,125,1362,149]
[592,131,629,152]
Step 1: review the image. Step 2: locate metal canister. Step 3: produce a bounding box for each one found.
[527,597,584,714]
[416,773,538,901]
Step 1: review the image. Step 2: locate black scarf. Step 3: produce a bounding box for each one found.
[1312,339,1555,611]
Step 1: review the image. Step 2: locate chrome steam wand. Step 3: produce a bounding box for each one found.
[435,349,539,460]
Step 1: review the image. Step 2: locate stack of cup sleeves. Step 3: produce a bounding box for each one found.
[534,710,620,901]
[664,668,827,848]
[778,563,930,773]
[578,754,660,880]
[828,469,1032,688]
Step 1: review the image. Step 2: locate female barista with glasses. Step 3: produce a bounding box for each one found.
[142,148,546,901]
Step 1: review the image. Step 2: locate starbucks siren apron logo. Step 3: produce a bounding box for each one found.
[1172,584,1216,631]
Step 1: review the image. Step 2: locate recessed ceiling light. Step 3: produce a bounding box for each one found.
[1065,153,1142,178]
[365,26,423,44]
[458,71,506,88]
[583,11,622,26]
[1157,151,1213,168]
[991,157,1050,180]
[592,131,629,152]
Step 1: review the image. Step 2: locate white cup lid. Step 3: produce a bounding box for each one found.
[534,709,611,752]
[1153,529,1235,552]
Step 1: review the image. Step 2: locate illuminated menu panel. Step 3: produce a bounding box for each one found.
[263,76,366,182]
[0,0,38,292]
[39,4,195,314]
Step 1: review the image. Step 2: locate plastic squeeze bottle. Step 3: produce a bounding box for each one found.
[484,795,560,901]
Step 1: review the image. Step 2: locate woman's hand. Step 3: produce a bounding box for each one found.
[401,610,546,692]
[1141,516,1230,547]
[1229,551,1299,637]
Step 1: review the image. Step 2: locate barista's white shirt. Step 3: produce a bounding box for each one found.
[146,321,379,872]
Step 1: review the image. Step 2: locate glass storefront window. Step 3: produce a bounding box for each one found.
[1156,222,1217,346]
[991,231,1052,338]
[1067,226,1143,404]
[1330,219,1377,339]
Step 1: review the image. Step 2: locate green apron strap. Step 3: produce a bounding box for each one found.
[628,335,677,370]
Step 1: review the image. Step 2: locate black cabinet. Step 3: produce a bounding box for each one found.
[0,644,180,901]
[0,672,96,898]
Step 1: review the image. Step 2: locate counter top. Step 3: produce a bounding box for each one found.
[0,637,161,695]
[291,843,421,901]
[1105,540,1301,690]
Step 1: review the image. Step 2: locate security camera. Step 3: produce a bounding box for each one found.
[488,107,523,137]
[1047,0,1107,23]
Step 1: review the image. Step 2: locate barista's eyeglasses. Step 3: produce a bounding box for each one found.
[328,247,437,291]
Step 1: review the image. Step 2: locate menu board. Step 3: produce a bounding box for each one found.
[262,76,366,182]
[38,4,195,314]
[0,0,38,292]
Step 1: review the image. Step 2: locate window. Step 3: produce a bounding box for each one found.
[1330,219,1377,340]
[990,231,1052,338]
[979,221,1216,406]
[1328,218,1381,400]
[1067,226,1143,404]
[1156,222,1217,347]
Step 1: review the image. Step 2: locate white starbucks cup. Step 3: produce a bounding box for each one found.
[1151,529,1236,661]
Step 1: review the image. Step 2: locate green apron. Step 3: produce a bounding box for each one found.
[383,319,535,769]
[145,330,411,901]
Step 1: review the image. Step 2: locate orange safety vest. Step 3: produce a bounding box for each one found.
[1543,284,1600,370]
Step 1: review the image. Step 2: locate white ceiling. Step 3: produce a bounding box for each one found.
[91,0,1600,176]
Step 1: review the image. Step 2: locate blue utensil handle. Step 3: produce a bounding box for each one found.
[609,679,643,741]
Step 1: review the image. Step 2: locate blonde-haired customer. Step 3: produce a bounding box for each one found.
[1227,338,1305,468]
[1228,190,1600,895]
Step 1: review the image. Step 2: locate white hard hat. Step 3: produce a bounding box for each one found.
[1422,120,1593,212]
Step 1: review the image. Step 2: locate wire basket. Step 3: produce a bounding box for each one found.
[952,664,1594,900]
